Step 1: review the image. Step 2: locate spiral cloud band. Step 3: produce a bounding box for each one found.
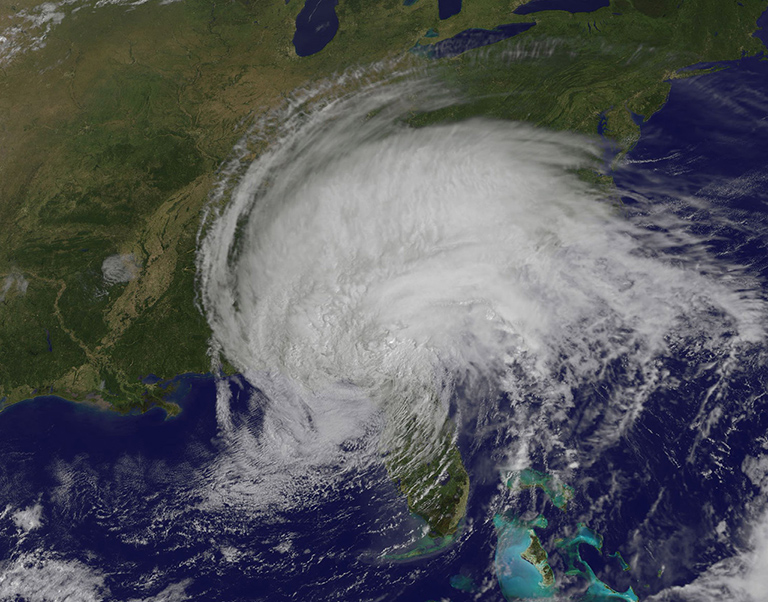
[197,77,764,488]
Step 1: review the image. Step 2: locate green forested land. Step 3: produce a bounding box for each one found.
[413,0,766,145]
[1,0,764,408]
[0,0,765,533]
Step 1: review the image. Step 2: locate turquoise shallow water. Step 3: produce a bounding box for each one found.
[494,516,552,599]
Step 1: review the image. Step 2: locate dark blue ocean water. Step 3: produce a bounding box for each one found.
[613,54,768,279]
[292,0,339,57]
[587,51,768,594]
[513,0,609,14]
[0,376,511,601]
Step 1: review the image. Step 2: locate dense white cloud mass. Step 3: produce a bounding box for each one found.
[0,553,109,602]
[12,503,44,533]
[197,78,765,499]
[102,254,141,285]
[0,273,28,302]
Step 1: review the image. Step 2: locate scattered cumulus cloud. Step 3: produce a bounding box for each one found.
[127,579,193,602]
[102,253,141,285]
[1,0,184,67]
[0,1,68,66]
[12,503,44,533]
[0,553,109,602]
[0,273,29,302]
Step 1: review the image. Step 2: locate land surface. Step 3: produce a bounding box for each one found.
[0,0,765,534]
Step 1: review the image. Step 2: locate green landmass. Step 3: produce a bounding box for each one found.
[383,530,457,561]
[384,397,470,536]
[609,550,631,571]
[522,532,556,589]
[1,0,766,534]
[507,468,575,509]
[494,513,556,598]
